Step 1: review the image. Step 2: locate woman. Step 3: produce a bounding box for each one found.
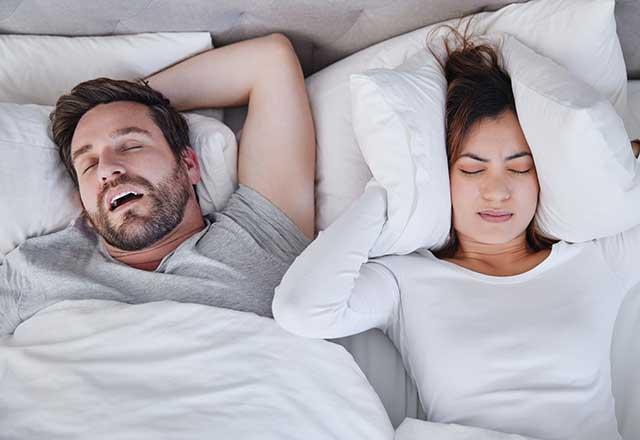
[273,30,639,440]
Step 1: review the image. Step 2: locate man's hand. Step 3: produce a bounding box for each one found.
[145,34,315,239]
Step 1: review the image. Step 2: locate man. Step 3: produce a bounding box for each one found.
[0,33,315,335]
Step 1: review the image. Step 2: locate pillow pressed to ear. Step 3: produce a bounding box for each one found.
[350,48,450,256]
[0,103,237,257]
[496,33,640,242]
[308,0,633,232]
[0,33,223,121]
[351,31,640,252]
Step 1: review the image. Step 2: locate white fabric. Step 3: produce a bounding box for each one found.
[611,76,640,440]
[350,47,450,256]
[308,0,631,231]
[0,32,223,121]
[0,103,237,256]
[615,83,640,439]
[611,285,640,440]
[395,418,539,440]
[0,299,394,440]
[497,34,640,241]
[629,81,640,112]
[274,181,639,439]
[0,33,222,121]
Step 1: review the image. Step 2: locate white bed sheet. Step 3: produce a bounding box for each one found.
[0,300,394,440]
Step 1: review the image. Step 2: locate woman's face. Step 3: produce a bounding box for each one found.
[449,110,539,245]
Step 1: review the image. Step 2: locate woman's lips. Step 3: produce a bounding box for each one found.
[478,211,513,223]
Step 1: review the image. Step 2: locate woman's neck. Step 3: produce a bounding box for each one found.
[444,232,551,277]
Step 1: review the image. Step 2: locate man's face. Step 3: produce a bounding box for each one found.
[70,101,199,251]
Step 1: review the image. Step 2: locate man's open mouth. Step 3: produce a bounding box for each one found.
[109,191,144,212]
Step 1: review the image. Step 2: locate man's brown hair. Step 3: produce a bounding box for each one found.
[50,77,191,189]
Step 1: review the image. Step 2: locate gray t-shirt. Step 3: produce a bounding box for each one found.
[0,185,310,336]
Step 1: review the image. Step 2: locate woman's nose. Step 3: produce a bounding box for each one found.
[480,175,511,202]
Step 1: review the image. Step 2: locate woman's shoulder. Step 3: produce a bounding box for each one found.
[370,248,442,275]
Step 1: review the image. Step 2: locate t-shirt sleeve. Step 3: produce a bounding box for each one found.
[0,253,24,336]
[220,184,311,263]
[273,181,400,338]
[596,223,640,291]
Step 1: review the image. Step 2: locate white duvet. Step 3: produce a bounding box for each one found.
[0,300,394,440]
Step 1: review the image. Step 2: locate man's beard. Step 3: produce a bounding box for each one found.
[85,162,191,251]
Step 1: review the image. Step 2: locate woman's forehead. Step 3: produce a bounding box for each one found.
[459,114,530,159]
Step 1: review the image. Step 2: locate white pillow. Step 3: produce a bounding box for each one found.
[395,418,538,440]
[497,33,640,241]
[350,47,450,256]
[0,103,237,257]
[308,0,634,232]
[0,33,223,121]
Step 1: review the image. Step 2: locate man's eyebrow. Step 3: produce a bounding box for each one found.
[71,127,152,164]
[110,127,152,140]
[458,151,532,162]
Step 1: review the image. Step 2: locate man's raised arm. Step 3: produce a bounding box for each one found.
[145,33,316,239]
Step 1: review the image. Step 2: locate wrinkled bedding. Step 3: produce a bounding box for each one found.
[0,300,394,440]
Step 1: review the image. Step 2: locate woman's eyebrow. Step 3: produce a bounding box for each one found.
[458,153,488,162]
[505,152,533,161]
[458,151,532,162]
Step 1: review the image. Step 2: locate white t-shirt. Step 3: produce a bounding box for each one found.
[274,183,636,440]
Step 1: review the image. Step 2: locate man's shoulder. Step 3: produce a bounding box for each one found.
[207,185,310,263]
[7,215,98,262]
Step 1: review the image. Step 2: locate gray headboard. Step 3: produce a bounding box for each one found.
[1,0,638,78]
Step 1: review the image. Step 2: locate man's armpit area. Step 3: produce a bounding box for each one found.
[223,185,311,262]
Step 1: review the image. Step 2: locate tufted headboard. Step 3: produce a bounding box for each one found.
[1,0,638,78]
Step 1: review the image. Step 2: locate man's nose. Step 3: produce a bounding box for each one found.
[97,151,126,184]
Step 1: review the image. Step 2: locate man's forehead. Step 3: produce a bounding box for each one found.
[74,102,156,137]
[71,102,158,154]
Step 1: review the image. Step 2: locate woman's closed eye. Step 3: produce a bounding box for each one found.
[509,168,532,174]
[458,168,532,175]
[459,168,484,175]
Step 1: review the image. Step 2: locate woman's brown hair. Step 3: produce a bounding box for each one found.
[429,19,556,258]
